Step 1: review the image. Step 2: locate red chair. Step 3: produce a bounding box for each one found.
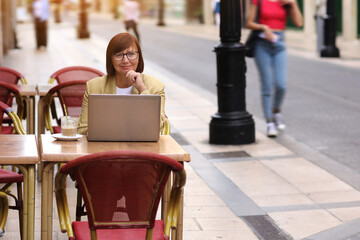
[0,101,25,135]
[55,151,186,240]
[47,66,104,129]
[0,82,24,134]
[39,80,87,134]
[0,67,27,124]
[48,66,104,84]
[0,66,27,85]
[0,168,24,238]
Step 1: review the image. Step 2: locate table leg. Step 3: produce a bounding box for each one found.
[37,99,45,182]
[176,190,184,240]
[27,166,35,240]
[41,163,55,240]
[47,166,54,240]
[24,97,35,134]
[29,96,35,134]
[16,165,28,240]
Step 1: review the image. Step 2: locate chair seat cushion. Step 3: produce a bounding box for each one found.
[72,220,168,240]
[0,169,23,183]
[0,126,13,134]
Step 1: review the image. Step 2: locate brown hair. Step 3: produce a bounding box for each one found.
[106,33,144,77]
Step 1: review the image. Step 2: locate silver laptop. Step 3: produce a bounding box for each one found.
[87,94,161,142]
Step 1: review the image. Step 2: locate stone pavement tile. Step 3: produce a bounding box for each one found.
[184,196,226,207]
[308,190,360,204]
[293,180,354,194]
[183,230,259,240]
[251,193,314,207]
[184,206,238,219]
[327,207,360,222]
[215,160,300,197]
[169,116,208,132]
[261,157,346,184]
[181,128,251,153]
[197,217,253,231]
[269,209,341,240]
[183,218,201,231]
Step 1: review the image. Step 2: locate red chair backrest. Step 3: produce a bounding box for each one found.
[0,67,24,85]
[0,82,19,106]
[0,67,24,108]
[60,151,184,230]
[0,101,14,134]
[50,66,104,84]
[46,80,88,117]
[0,82,22,124]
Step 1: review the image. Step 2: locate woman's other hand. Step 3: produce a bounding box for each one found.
[126,70,147,93]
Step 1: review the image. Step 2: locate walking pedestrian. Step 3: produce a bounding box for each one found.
[32,0,50,50]
[246,0,303,137]
[212,0,220,26]
[123,0,140,43]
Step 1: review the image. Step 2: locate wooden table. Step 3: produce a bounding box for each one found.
[13,84,37,134]
[39,134,190,240]
[0,135,39,240]
[36,83,54,97]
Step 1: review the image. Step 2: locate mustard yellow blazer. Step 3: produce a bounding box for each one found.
[77,74,166,135]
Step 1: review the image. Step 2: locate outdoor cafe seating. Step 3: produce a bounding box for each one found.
[0,65,190,240]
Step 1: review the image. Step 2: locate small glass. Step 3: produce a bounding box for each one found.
[61,116,78,137]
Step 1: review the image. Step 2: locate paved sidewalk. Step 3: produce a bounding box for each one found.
[2,14,360,240]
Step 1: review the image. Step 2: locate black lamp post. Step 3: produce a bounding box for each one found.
[320,0,340,57]
[209,0,255,145]
[77,0,90,38]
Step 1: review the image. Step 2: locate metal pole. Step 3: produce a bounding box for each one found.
[77,0,90,38]
[209,0,255,145]
[320,0,340,57]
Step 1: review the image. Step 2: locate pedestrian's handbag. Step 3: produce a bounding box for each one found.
[245,0,262,58]
[245,31,260,57]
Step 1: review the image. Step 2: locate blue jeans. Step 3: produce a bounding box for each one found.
[254,32,286,121]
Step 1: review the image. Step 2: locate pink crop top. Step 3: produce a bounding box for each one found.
[252,0,287,30]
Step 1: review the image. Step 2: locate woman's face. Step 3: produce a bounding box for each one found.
[111,44,139,76]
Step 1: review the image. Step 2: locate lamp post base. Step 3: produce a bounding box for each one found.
[210,112,255,145]
[320,46,340,58]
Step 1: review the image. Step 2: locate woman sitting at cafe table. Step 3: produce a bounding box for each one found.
[77,32,166,135]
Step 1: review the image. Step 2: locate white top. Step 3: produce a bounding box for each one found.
[32,0,50,21]
[116,85,133,95]
[124,0,140,22]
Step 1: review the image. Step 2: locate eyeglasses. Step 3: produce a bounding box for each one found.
[112,51,139,61]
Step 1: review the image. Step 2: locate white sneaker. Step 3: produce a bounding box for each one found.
[274,113,286,131]
[267,122,278,137]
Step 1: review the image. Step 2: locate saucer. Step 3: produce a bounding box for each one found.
[51,133,82,141]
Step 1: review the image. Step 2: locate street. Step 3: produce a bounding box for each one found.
[84,14,360,186]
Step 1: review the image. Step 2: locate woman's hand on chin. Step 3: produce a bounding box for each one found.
[126,70,147,93]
